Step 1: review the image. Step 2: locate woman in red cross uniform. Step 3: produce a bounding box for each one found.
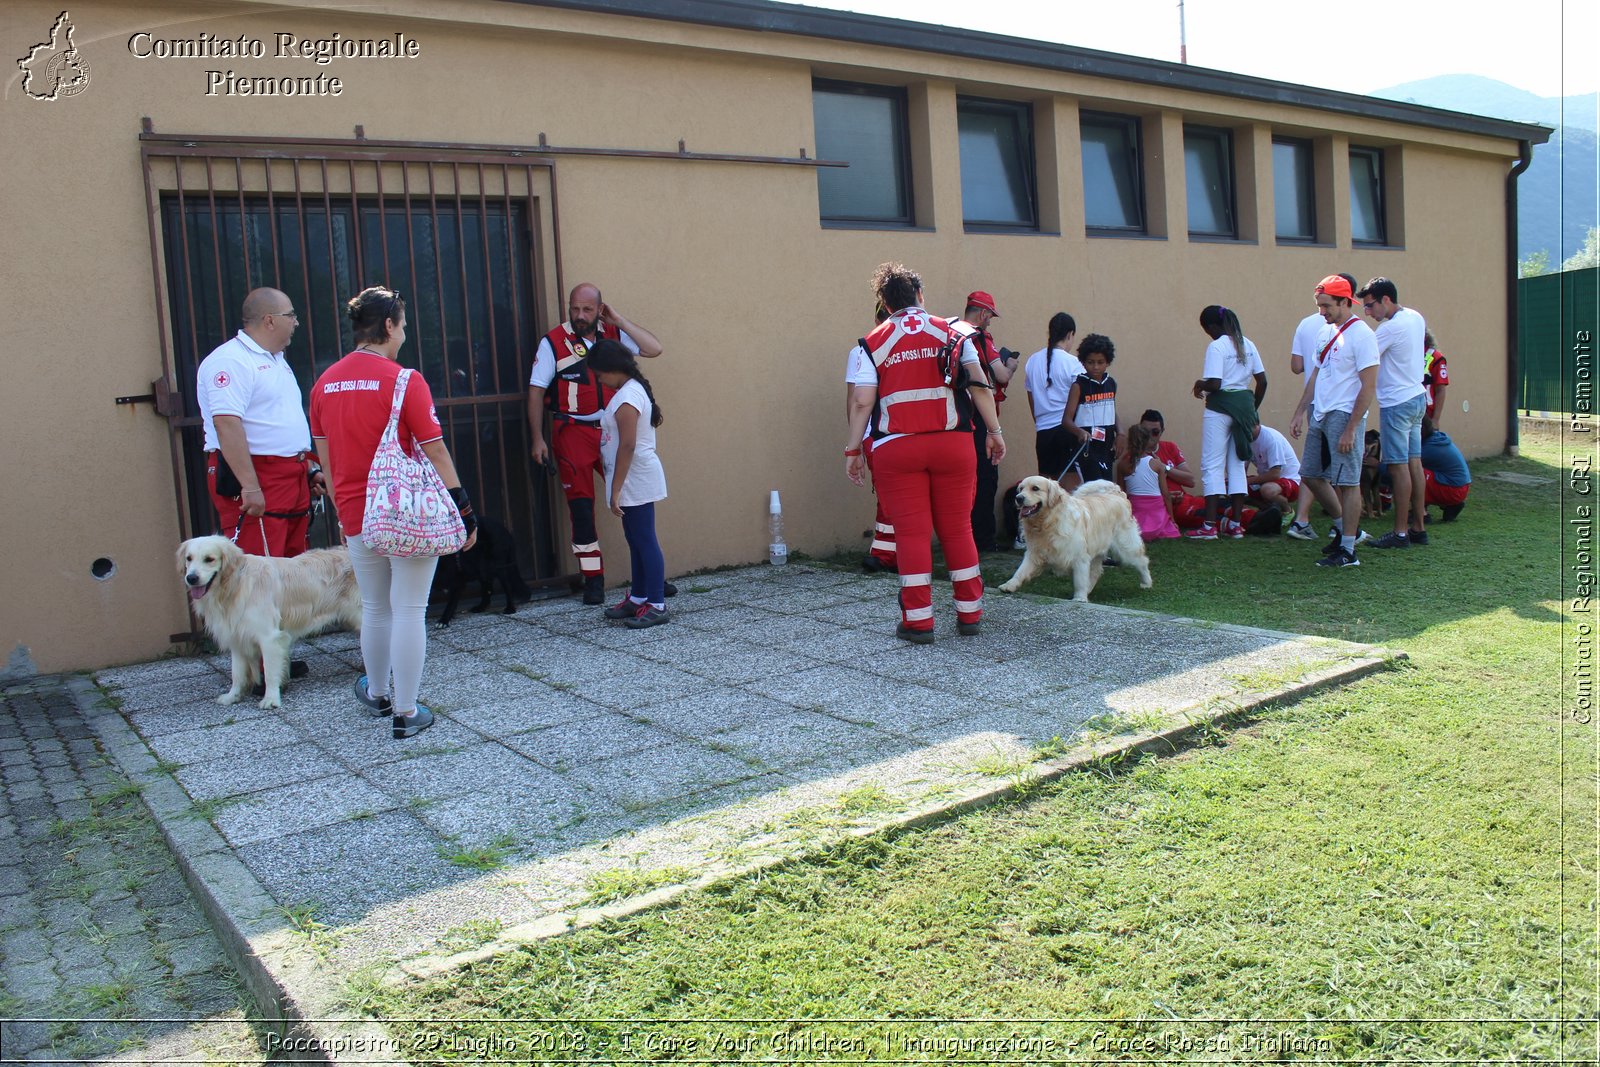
[844,263,1005,643]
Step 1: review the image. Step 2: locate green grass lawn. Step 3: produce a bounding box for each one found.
[361,442,1595,1062]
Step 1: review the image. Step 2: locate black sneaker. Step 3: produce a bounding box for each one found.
[1367,531,1410,549]
[957,621,981,636]
[603,597,640,620]
[289,659,310,679]
[1316,547,1360,568]
[1409,529,1430,546]
[1323,528,1369,554]
[663,580,678,598]
[393,706,435,739]
[581,576,605,605]
[1441,504,1464,523]
[624,605,670,629]
[862,555,886,573]
[895,623,935,645]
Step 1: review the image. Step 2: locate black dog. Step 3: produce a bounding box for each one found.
[435,515,530,625]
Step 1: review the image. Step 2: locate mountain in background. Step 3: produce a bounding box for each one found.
[1370,74,1597,263]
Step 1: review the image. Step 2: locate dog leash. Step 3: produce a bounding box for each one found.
[229,515,272,557]
[1056,435,1092,483]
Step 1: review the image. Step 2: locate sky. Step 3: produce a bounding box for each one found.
[787,0,1599,100]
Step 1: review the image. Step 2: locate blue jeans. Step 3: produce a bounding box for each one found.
[1379,392,1426,464]
[620,501,666,605]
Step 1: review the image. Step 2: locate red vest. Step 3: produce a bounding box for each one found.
[544,322,622,418]
[864,308,967,438]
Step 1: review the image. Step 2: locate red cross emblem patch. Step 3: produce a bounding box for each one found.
[901,311,925,334]
[213,371,231,388]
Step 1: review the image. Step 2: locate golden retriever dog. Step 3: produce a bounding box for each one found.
[177,536,361,709]
[1000,477,1152,601]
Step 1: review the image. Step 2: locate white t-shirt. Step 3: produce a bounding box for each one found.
[599,379,667,507]
[196,331,312,455]
[1022,345,1083,431]
[1202,335,1265,391]
[1251,425,1301,482]
[1290,312,1328,380]
[1373,306,1427,408]
[1311,317,1380,416]
[529,327,641,390]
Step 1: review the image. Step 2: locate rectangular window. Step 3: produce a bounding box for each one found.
[1079,112,1144,232]
[957,96,1036,229]
[1184,125,1235,238]
[1273,137,1316,242]
[1350,146,1386,244]
[813,80,912,226]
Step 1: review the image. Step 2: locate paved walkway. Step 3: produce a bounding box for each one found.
[21,563,1389,1060]
[0,677,261,1063]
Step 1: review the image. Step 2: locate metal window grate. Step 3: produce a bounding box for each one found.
[140,136,566,592]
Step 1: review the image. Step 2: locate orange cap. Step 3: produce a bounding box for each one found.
[1315,275,1354,300]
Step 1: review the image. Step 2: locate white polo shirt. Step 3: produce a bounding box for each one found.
[197,331,312,456]
[1373,306,1427,408]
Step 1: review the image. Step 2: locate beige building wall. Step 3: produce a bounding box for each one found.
[0,0,1529,673]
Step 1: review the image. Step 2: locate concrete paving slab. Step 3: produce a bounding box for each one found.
[81,563,1397,1063]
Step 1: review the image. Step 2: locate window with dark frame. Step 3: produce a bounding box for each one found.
[1184,125,1236,238]
[1350,146,1387,244]
[957,96,1037,229]
[1272,137,1316,242]
[1079,112,1144,233]
[812,80,913,226]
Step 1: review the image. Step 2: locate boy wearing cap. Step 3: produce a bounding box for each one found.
[950,290,1015,551]
[1289,275,1379,568]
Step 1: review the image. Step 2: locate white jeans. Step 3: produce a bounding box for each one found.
[347,535,439,715]
[1201,408,1248,497]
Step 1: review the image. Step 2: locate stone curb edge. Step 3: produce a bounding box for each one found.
[387,645,1402,983]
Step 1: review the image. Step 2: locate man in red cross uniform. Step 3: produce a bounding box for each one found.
[528,283,664,603]
[197,287,326,558]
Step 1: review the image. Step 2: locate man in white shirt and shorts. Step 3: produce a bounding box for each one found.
[1289,275,1379,569]
[1357,277,1429,548]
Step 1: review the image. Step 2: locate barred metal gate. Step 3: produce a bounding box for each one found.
[139,129,565,588]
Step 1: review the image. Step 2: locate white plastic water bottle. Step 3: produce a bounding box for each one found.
[768,490,788,566]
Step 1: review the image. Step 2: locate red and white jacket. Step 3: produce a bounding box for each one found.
[864,308,974,440]
[544,322,622,418]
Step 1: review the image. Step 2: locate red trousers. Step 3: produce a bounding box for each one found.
[551,419,605,579]
[872,431,982,631]
[207,452,310,558]
[1424,470,1469,508]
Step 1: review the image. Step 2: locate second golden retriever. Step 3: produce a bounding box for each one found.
[1000,477,1152,601]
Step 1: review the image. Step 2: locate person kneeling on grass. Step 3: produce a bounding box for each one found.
[1420,417,1470,522]
[590,339,671,628]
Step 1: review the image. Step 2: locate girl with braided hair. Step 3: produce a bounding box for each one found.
[1190,304,1267,539]
[588,339,670,628]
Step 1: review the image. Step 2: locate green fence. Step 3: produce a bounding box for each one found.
[1518,266,1598,415]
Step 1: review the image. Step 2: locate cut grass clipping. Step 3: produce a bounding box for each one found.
[367,443,1593,1062]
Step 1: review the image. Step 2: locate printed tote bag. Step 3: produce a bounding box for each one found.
[361,369,467,557]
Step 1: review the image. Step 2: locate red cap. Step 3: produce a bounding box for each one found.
[966,291,1000,316]
[1315,275,1354,300]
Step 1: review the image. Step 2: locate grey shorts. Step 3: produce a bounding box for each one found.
[1300,409,1365,487]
